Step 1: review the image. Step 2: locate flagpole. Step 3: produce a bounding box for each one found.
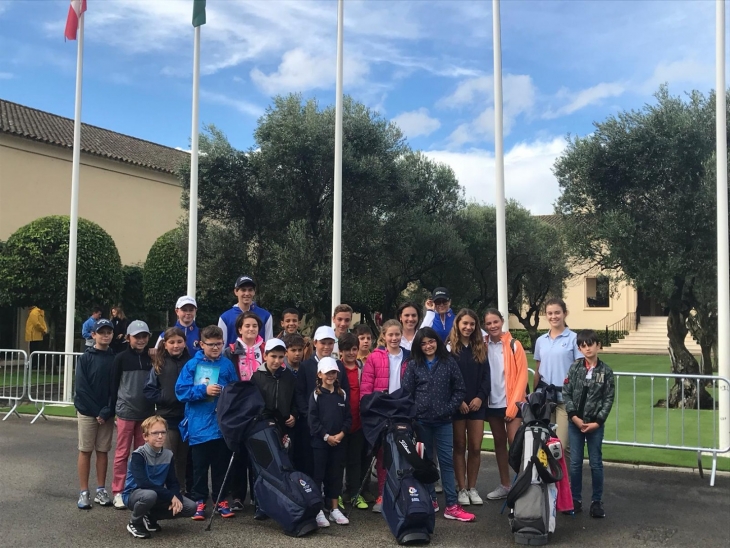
[63,11,84,402]
[331,0,344,317]
[493,0,509,329]
[187,24,200,299]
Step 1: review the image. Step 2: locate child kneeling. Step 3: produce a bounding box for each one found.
[123,416,197,538]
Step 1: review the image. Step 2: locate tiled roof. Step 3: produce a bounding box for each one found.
[535,214,562,228]
[0,99,188,175]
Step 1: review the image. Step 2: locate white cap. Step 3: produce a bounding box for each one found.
[313,325,337,342]
[264,338,287,353]
[317,357,339,375]
[175,296,197,309]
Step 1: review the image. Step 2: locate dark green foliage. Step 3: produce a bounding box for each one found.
[120,264,148,323]
[143,228,186,314]
[510,329,625,351]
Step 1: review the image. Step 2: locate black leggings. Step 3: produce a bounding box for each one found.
[312,443,346,501]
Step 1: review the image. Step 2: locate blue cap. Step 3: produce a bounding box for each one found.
[93,319,113,332]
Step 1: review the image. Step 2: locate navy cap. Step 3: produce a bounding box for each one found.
[93,319,113,332]
[432,287,450,301]
[234,275,256,289]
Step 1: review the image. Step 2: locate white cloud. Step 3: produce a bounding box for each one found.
[0,72,13,80]
[544,82,626,119]
[392,108,441,138]
[200,90,263,118]
[641,58,715,94]
[424,137,566,214]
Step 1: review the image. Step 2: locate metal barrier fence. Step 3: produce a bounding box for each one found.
[27,351,82,424]
[0,349,29,421]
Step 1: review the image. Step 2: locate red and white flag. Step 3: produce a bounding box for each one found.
[64,0,87,41]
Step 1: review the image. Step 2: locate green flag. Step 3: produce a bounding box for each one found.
[192,0,206,27]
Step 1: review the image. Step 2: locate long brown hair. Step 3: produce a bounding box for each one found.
[112,306,126,321]
[315,374,344,397]
[448,308,487,363]
[153,327,187,374]
[376,319,402,348]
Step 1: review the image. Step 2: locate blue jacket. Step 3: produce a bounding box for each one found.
[175,350,238,446]
[420,309,455,342]
[122,443,180,506]
[74,346,115,420]
[401,354,466,424]
[82,316,96,341]
[218,303,273,346]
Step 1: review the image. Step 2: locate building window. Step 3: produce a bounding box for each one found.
[586,275,610,308]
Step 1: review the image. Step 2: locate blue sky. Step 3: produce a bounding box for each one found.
[0,0,724,213]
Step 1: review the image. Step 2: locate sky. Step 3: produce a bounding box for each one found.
[0,0,725,214]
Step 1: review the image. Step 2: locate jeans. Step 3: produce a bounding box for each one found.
[568,421,604,502]
[417,421,457,507]
[127,489,197,521]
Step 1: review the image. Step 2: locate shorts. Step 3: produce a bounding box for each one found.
[77,413,114,452]
[485,406,522,420]
[452,408,487,421]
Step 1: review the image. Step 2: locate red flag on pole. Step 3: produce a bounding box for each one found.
[64,0,87,41]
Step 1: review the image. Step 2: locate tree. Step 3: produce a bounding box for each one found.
[143,228,186,320]
[0,215,123,348]
[554,87,728,408]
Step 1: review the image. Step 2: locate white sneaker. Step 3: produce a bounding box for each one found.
[457,489,471,506]
[113,493,126,509]
[467,488,483,505]
[329,508,350,525]
[486,485,510,500]
[315,510,330,528]
[434,479,443,493]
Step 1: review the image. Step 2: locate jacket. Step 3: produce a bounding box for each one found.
[224,336,264,382]
[344,363,362,432]
[111,347,155,421]
[175,350,238,445]
[25,307,47,342]
[251,364,298,426]
[218,303,273,346]
[74,346,115,420]
[563,358,615,426]
[122,443,180,506]
[82,316,96,342]
[401,354,466,424]
[155,321,200,357]
[295,355,351,422]
[360,347,410,396]
[308,388,352,448]
[420,309,455,342]
[494,332,529,420]
[452,344,490,410]
[143,349,191,428]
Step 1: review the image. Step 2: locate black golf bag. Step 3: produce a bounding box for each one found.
[506,387,563,546]
[362,389,437,545]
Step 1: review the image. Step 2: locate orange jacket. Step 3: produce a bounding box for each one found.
[499,332,528,419]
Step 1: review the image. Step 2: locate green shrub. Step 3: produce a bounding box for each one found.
[143,228,186,314]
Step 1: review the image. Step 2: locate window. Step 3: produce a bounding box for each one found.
[586,275,610,308]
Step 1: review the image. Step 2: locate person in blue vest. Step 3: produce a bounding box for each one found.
[218,276,272,346]
[420,287,455,342]
[155,296,201,357]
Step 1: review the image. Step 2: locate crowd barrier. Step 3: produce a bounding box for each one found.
[26,351,82,424]
[0,349,28,421]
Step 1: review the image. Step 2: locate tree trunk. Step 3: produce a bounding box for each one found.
[666,310,714,409]
[700,342,714,376]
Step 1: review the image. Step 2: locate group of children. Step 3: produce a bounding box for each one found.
[74,278,615,540]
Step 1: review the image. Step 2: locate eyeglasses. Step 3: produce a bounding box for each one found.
[202,342,223,348]
[578,341,597,348]
[420,339,437,347]
[148,431,167,437]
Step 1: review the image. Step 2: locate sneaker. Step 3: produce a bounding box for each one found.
[444,504,475,522]
[142,514,161,532]
[216,500,235,518]
[192,501,206,521]
[590,500,605,518]
[315,510,330,528]
[457,489,471,506]
[434,479,443,493]
[467,488,483,505]
[486,485,510,500]
[94,488,112,507]
[573,499,583,513]
[113,493,126,510]
[372,496,383,513]
[127,519,151,539]
[338,496,344,509]
[351,495,369,509]
[329,508,350,525]
[432,499,440,513]
[231,499,245,512]
[77,490,92,510]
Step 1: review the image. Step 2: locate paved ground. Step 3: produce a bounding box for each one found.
[1,417,728,548]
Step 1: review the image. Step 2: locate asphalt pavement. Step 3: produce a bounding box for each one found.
[0,417,728,547]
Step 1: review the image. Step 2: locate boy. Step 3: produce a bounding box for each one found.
[82,307,103,347]
[282,333,307,473]
[355,324,373,362]
[175,326,238,521]
[282,333,305,376]
[252,338,297,437]
[123,416,197,538]
[331,304,353,359]
[74,318,116,509]
[563,329,615,519]
[218,275,272,345]
[278,308,301,337]
[156,296,200,356]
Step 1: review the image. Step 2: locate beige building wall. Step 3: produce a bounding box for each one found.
[0,134,184,264]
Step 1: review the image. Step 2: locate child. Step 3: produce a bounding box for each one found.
[74,318,116,509]
[355,323,373,362]
[563,329,615,518]
[282,333,305,375]
[308,357,352,527]
[144,327,191,494]
[155,296,200,356]
[175,326,238,521]
[251,338,298,433]
[283,333,309,473]
[447,309,490,507]
[111,320,156,509]
[218,275,272,345]
[361,319,410,512]
[224,311,264,382]
[331,303,353,359]
[278,308,301,337]
[401,327,474,522]
[122,416,197,538]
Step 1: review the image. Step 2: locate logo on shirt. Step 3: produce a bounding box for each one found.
[338,403,345,407]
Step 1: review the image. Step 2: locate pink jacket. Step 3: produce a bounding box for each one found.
[361,347,409,396]
[224,336,264,382]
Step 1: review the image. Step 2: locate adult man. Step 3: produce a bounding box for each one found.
[218,276,273,346]
[82,307,103,347]
[420,287,455,342]
[25,306,47,354]
[331,303,353,360]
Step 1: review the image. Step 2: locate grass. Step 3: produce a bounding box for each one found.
[1,371,60,388]
[0,403,76,418]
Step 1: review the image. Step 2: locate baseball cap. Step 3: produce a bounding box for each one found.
[264,338,287,353]
[313,325,337,342]
[234,275,256,289]
[432,287,450,301]
[92,319,113,332]
[127,320,151,336]
[175,296,198,309]
[317,357,339,375]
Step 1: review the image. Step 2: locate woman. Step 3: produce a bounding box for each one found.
[110,306,128,354]
[482,309,528,500]
[396,302,422,351]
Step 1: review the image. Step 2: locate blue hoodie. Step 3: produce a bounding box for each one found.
[218,303,273,345]
[175,350,238,446]
[420,309,455,342]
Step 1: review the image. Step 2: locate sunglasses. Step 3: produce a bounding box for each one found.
[578,341,598,348]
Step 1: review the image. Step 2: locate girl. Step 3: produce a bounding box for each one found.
[308,357,352,527]
[533,298,583,453]
[397,301,422,351]
[144,327,191,493]
[401,327,475,523]
[110,306,128,354]
[448,309,490,507]
[361,319,411,512]
[482,309,528,501]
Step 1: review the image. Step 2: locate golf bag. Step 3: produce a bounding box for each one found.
[506,387,563,546]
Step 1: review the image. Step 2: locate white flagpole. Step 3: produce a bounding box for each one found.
[63,11,84,402]
[331,0,344,316]
[493,0,509,329]
[187,24,201,298]
[715,0,729,455]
